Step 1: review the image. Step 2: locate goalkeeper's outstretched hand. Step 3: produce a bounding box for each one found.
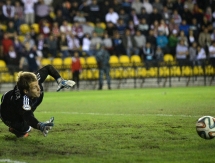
[57,79,76,92]
[37,117,54,137]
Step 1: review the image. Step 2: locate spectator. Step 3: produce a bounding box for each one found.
[162,6,171,25]
[129,9,140,26]
[14,1,24,21]
[55,1,71,22]
[100,1,110,22]
[189,41,197,66]
[178,30,188,46]
[6,45,20,73]
[79,0,90,21]
[58,33,69,59]
[156,30,169,54]
[138,7,149,24]
[198,27,211,53]
[184,0,194,13]
[121,0,132,14]
[82,21,95,36]
[35,0,51,23]
[189,18,200,39]
[67,33,80,56]
[6,21,17,39]
[13,14,24,34]
[196,44,207,68]
[188,29,197,46]
[172,0,184,16]
[88,0,100,23]
[152,0,163,13]
[111,0,121,14]
[179,19,190,37]
[19,42,39,72]
[201,16,213,33]
[168,18,179,34]
[155,45,164,62]
[149,7,162,26]
[22,0,38,25]
[94,21,104,37]
[112,31,125,57]
[192,3,204,24]
[118,8,129,25]
[82,33,92,56]
[168,29,178,56]
[116,18,127,36]
[171,9,182,26]
[90,32,103,55]
[29,26,38,40]
[150,20,159,37]
[36,34,48,58]
[175,39,189,73]
[1,33,14,63]
[128,20,136,35]
[134,30,146,55]
[95,43,111,90]
[2,0,15,22]
[181,5,193,25]
[105,21,117,38]
[52,22,61,38]
[72,21,84,44]
[46,34,58,59]
[39,19,51,38]
[122,29,138,57]
[158,19,169,36]
[105,7,119,25]
[23,33,35,49]
[103,33,113,55]
[138,18,149,36]
[54,10,64,26]
[14,35,24,53]
[146,29,157,50]
[165,0,174,12]
[210,29,215,42]
[131,0,143,15]
[71,51,82,90]
[73,11,86,23]
[142,42,155,70]
[209,41,215,68]
[143,0,153,14]
[60,19,72,35]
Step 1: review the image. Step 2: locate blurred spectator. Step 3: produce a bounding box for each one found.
[54,10,64,26]
[82,21,94,36]
[55,1,71,22]
[178,30,188,46]
[209,41,215,67]
[14,1,24,21]
[196,44,207,67]
[150,20,159,37]
[6,21,17,39]
[23,33,35,49]
[36,34,48,58]
[78,0,90,21]
[138,7,149,24]
[142,42,155,69]
[105,21,117,38]
[131,0,143,15]
[158,19,169,36]
[95,43,111,90]
[105,7,119,25]
[168,29,178,56]
[118,8,129,25]
[116,18,127,36]
[162,6,171,25]
[184,0,194,13]
[67,33,80,56]
[189,18,200,39]
[52,21,60,38]
[188,29,197,46]
[13,35,24,53]
[152,0,163,13]
[146,29,157,50]
[2,0,15,22]
[156,30,168,54]
[29,27,38,40]
[205,7,212,22]
[60,19,72,35]
[46,34,58,58]
[171,10,182,26]
[189,41,197,66]
[88,0,100,23]
[149,7,162,25]
[71,51,82,90]
[112,31,125,57]
[128,20,136,35]
[143,0,153,14]
[111,0,121,14]
[165,0,174,12]
[94,21,104,37]
[198,28,211,53]
[181,4,193,25]
[121,0,132,14]
[39,19,51,38]
[90,31,102,55]
[122,29,138,57]
[58,33,69,59]
[175,39,189,73]
[134,30,146,55]
[1,33,14,63]
[22,0,38,25]
[168,17,179,34]
[82,33,92,56]
[70,1,79,22]
[192,3,204,24]
[103,33,113,55]
[211,29,215,42]
[138,18,149,36]
[19,42,39,72]
[13,14,24,34]
[130,9,140,26]
[179,19,190,37]
[6,45,20,73]
[201,16,213,33]
[73,11,86,23]
[100,0,111,22]
[72,21,84,44]
[35,0,51,23]
[155,45,163,62]
[172,0,184,16]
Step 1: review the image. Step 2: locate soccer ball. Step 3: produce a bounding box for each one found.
[196,116,215,139]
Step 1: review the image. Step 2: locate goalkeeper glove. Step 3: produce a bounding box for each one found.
[57,78,76,92]
[37,118,54,137]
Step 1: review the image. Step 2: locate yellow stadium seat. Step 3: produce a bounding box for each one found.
[163,54,174,62]
[86,56,97,68]
[109,55,119,67]
[100,22,106,29]
[119,55,131,67]
[20,24,30,34]
[31,23,40,34]
[52,58,63,68]
[63,57,72,67]
[0,24,7,31]
[18,35,25,43]
[41,58,52,67]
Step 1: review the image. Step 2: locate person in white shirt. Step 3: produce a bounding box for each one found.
[67,32,80,56]
[60,20,72,35]
[22,0,38,24]
[196,45,206,70]
[2,0,15,22]
[82,33,92,56]
[143,0,153,14]
[105,7,119,25]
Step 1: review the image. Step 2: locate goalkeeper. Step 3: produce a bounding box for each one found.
[0,65,75,138]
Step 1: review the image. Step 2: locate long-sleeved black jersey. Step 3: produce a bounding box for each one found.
[0,65,61,129]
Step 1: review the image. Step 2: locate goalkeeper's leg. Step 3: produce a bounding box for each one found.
[8,121,31,138]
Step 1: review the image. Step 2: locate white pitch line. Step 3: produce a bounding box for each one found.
[38,111,199,118]
[0,159,26,163]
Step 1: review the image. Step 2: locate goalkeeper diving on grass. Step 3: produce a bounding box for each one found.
[0,65,75,138]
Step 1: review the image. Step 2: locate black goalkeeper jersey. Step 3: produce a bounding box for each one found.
[0,65,61,129]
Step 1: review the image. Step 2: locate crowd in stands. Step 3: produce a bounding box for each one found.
[0,0,215,73]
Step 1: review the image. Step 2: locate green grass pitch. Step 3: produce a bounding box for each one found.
[0,86,215,163]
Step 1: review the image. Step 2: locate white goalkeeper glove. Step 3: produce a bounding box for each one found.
[57,78,76,92]
[37,117,54,137]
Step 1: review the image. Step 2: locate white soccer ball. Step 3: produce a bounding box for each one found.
[196,116,215,139]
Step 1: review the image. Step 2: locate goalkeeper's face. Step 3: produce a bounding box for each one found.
[26,81,41,98]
